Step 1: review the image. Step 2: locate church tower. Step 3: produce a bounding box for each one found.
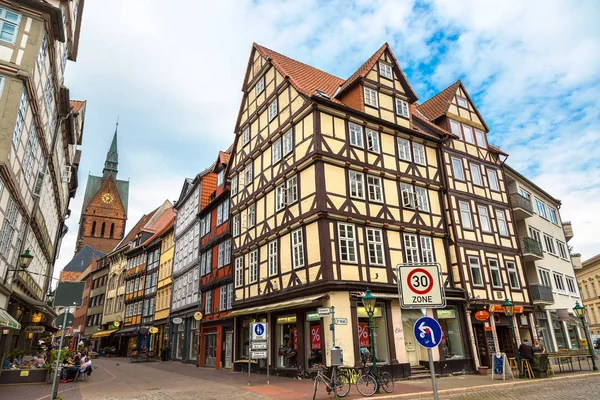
[74,125,129,254]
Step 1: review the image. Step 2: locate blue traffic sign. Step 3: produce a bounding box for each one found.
[413,316,443,349]
[254,323,264,336]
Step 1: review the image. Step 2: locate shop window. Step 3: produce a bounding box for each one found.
[276,314,298,368]
[306,312,323,369]
[437,307,465,359]
[175,323,185,359]
[567,322,581,349]
[189,319,199,360]
[357,305,389,364]
[238,317,254,360]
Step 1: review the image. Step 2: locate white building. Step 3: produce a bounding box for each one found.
[0,0,85,351]
[505,166,583,352]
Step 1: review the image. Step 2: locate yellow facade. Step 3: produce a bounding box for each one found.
[155,228,174,321]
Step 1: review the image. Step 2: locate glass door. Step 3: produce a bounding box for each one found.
[204,334,217,367]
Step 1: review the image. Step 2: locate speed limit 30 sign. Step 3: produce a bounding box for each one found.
[396,263,446,309]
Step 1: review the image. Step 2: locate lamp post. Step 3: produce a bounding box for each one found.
[573,302,598,371]
[362,289,378,393]
[19,249,34,270]
[502,298,524,378]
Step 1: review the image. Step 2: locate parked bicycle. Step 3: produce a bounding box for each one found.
[355,365,394,396]
[312,366,351,399]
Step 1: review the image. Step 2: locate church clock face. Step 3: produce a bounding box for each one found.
[102,192,114,204]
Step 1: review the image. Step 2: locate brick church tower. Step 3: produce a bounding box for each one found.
[74,126,129,254]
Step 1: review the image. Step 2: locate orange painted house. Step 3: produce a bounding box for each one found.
[198,150,234,369]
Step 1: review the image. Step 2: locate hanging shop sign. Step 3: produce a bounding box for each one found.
[475,310,490,321]
[25,325,45,333]
[172,317,183,325]
[149,327,158,334]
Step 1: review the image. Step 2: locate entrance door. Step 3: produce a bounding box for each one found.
[403,318,419,366]
[224,331,233,369]
[204,334,217,367]
[474,325,490,367]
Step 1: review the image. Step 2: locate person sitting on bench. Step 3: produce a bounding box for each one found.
[519,339,534,362]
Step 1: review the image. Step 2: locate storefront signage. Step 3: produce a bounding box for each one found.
[306,313,320,321]
[25,325,45,333]
[149,327,158,334]
[251,322,268,341]
[251,350,267,359]
[334,318,348,325]
[475,310,490,321]
[484,322,492,332]
[317,307,331,316]
[20,370,29,377]
[489,305,523,314]
[358,322,370,347]
[194,312,203,321]
[172,317,183,325]
[311,326,321,350]
[413,316,443,349]
[397,263,445,309]
[437,309,456,319]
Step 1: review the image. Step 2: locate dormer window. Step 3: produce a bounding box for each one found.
[217,170,224,187]
[379,62,393,80]
[255,77,265,96]
[363,87,378,108]
[457,96,468,109]
[315,89,330,99]
[395,99,409,118]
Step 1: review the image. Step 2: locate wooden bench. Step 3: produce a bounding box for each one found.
[569,349,592,370]
[548,349,573,372]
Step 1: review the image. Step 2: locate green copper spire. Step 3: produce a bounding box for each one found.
[103,120,119,178]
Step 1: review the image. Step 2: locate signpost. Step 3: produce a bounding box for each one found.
[249,322,269,386]
[334,318,348,325]
[397,263,446,400]
[317,307,331,316]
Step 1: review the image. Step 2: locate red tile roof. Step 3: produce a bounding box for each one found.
[254,43,345,100]
[142,208,176,246]
[118,209,158,248]
[416,81,460,121]
[488,144,508,156]
[410,104,456,139]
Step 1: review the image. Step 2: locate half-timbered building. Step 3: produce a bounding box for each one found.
[198,150,234,369]
[169,168,216,363]
[227,43,462,378]
[417,82,534,370]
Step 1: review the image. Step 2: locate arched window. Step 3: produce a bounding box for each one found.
[101,222,106,237]
[91,221,96,236]
[110,223,115,238]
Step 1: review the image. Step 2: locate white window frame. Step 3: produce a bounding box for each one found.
[275,183,287,211]
[255,76,265,96]
[365,128,380,153]
[268,99,278,122]
[379,62,393,79]
[37,33,47,72]
[474,129,487,148]
[412,143,426,166]
[232,214,240,237]
[395,98,409,118]
[507,261,520,289]
[488,169,500,191]
[217,170,225,187]
[452,157,465,181]
[566,277,577,296]
[367,175,383,203]
[477,205,492,233]
[548,207,558,225]
[400,183,416,209]
[539,268,552,287]
[470,163,483,186]
[291,229,305,269]
[404,233,420,264]
[366,228,385,266]
[205,290,212,314]
[489,259,502,289]
[349,171,365,199]
[449,119,462,140]
[13,89,28,148]
[459,201,473,229]
[282,129,293,156]
[469,256,483,287]
[415,186,429,212]
[247,203,255,228]
[338,223,357,264]
[249,250,258,283]
[0,8,21,45]
[363,86,378,108]
[268,240,278,276]
[245,163,253,185]
[234,257,243,288]
[242,127,250,146]
[348,122,363,148]
[397,138,411,161]
[456,96,468,108]
[556,240,568,259]
[535,198,547,218]
[462,124,475,144]
[231,175,238,196]
[272,137,282,163]
[420,236,434,263]
[543,234,556,255]
[496,209,509,236]
[553,272,566,294]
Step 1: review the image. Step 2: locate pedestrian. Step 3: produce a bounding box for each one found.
[519,339,534,361]
[533,339,546,354]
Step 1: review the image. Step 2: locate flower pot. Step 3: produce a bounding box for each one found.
[478,366,489,375]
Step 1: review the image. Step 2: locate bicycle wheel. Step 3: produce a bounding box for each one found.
[312,376,320,400]
[334,372,351,397]
[356,374,377,397]
[379,371,394,393]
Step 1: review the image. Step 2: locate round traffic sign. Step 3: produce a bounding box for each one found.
[413,316,443,349]
[407,268,434,295]
[254,323,265,336]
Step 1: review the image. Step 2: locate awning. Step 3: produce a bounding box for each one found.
[351,291,399,299]
[114,326,139,336]
[91,329,118,338]
[0,309,21,330]
[228,294,328,318]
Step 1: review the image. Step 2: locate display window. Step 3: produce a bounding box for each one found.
[357,305,389,364]
[305,312,323,369]
[175,323,185,359]
[437,307,465,359]
[189,319,199,360]
[237,317,254,360]
[276,314,298,368]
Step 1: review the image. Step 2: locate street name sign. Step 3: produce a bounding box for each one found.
[251,341,267,350]
[251,350,267,359]
[396,263,445,309]
[317,307,331,316]
[334,318,348,325]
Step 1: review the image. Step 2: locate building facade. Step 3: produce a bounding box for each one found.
[198,151,233,369]
[505,166,584,352]
[84,256,108,348]
[0,0,85,354]
[154,218,174,358]
[170,169,216,363]
[576,255,600,338]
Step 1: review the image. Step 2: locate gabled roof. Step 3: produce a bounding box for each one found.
[335,43,418,102]
[70,100,85,113]
[254,43,345,99]
[417,81,461,122]
[113,209,158,251]
[81,174,129,214]
[175,164,214,208]
[62,245,106,273]
[212,150,231,173]
[142,208,176,247]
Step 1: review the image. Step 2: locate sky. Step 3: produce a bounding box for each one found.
[54,0,600,279]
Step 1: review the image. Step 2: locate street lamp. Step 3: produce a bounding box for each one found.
[19,249,34,270]
[573,302,598,371]
[362,289,378,393]
[502,298,524,378]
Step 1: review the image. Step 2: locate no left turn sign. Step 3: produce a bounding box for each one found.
[397,263,445,309]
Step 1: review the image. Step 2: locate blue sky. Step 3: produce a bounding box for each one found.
[55,0,600,276]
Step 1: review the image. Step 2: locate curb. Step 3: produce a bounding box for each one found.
[374,371,599,399]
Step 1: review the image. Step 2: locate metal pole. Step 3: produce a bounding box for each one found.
[581,317,598,371]
[427,348,439,400]
[509,319,524,378]
[50,308,69,400]
[331,306,335,348]
[247,334,251,386]
[368,311,378,394]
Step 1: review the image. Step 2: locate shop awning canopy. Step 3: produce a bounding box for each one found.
[0,309,21,330]
[91,329,118,338]
[114,326,139,336]
[227,294,328,318]
[351,291,399,299]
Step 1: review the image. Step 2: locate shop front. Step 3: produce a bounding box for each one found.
[199,319,233,369]
[170,313,199,363]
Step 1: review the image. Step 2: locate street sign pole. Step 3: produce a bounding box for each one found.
[331,306,335,348]
[423,309,439,400]
[51,306,70,400]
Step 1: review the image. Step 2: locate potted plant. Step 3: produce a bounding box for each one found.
[160,346,170,361]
